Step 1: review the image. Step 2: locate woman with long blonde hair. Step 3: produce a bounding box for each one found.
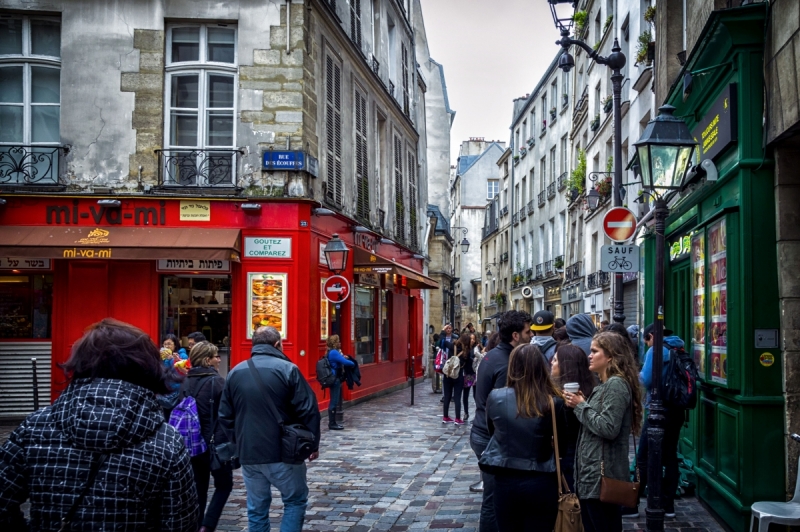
[479,344,568,531]
[564,331,643,532]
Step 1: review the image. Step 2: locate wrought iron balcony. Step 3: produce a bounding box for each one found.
[565,261,582,282]
[520,207,527,220]
[557,172,567,191]
[0,145,69,186]
[536,263,544,279]
[538,190,546,207]
[371,55,380,76]
[545,260,554,276]
[500,251,509,262]
[501,205,509,217]
[525,268,533,283]
[389,80,395,98]
[512,212,519,225]
[547,181,556,199]
[587,272,599,290]
[527,200,535,214]
[156,149,243,187]
[599,270,611,286]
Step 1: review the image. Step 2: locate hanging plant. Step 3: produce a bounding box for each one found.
[573,10,588,36]
[602,95,613,113]
[606,155,613,173]
[494,291,507,306]
[568,149,587,197]
[603,15,613,34]
[644,6,656,25]
[595,177,612,198]
[636,30,653,65]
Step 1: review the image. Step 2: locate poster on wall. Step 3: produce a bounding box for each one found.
[320,278,329,340]
[708,219,727,384]
[248,273,287,339]
[691,232,706,375]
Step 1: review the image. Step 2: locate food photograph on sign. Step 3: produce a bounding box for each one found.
[248,273,287,338]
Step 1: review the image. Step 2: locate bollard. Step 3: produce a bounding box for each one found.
[410,355,415,406]
[31,357,39,411]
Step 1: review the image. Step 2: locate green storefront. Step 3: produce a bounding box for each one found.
[641,5,783,532]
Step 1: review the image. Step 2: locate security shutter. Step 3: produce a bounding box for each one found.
[407,150,418,249]
[355,87,370,221]
[325,54,343,206]
[350,0,362,50]
[0,342,51,418]
[393,135,405,241]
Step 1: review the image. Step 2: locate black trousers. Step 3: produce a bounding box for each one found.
[442,375,464,419]
[637,408,685,512]
[461,381,473,419]
[494,472,558,532]
[191,450,234,530]
[580,498,622,532]
[470,432,498,532]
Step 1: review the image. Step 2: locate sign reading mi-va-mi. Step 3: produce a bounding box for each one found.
[262,150,305,171]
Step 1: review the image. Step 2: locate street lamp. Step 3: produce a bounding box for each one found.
[547,0,627,325]
[451,226,470,254]
[586,188,601,211]
[633,105,697,532]
[323,233,350,274]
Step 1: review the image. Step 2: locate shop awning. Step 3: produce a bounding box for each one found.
[0,226,241,261]
[353,248,439,290]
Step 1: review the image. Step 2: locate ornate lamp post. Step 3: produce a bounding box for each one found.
[547,0,627,324]
[323,234,350,274]
[634,105,697,532]
[449,227,470,327]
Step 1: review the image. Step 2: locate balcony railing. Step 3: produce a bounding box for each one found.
[545,260,554,276]
[599,271,611,286]
[547,181,556,199]
[389,80,396,98]
[536,263,544,279]
[520,207,527,220]
[501,205,509,217]
[525,268,533,283]
[565,261,582,282]
[371,55,380,77]
[527,200,535,214]
[512,212,519,225]
[557,172,567,191]
[587,270,612,290]
[538,190,546,207]
[156,149,243,187]
[501,251,509,263]
[0,145,69,186]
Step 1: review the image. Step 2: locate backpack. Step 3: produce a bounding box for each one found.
[316,352,338,389]
[443,354,461,379]
[434,347,447,374]
[663,347,698,409]
[168,394,208,456]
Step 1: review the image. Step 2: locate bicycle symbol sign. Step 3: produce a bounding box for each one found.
[600,244,640,273]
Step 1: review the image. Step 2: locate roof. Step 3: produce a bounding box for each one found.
[456,142,505,176]
[430,58,456,127]
[426,204,452,240]
[511,49,565,129]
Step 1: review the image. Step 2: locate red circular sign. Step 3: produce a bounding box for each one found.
[323,275,351,303]
[603,207,638,242]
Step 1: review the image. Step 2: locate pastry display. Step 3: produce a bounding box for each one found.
[248,274,286,338]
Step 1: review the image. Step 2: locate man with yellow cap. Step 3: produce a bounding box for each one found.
[529,310,557,365]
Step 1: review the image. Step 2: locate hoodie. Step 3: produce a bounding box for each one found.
[530,335,557,364]
[0,378,198,531]
[566,314,597,356]
[640,335,685,391]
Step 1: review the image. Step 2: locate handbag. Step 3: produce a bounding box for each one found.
[464,373,476,388]
[206,377,240,471]
[598,382,640,508]
[442,354,460,379]
[550,396,583,532]
[247,359,316,464]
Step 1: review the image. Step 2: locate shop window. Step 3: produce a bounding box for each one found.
[0,274,52,338]
[0,16,62,185]
[354,286,375,364]
[162,275,232,347]
[380,289,389,360]
[163,24,237,186]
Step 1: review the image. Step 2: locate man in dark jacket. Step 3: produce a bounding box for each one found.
[219,326,321,532]
[470,310,532,532]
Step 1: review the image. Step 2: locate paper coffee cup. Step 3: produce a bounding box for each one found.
[564,382,580,393]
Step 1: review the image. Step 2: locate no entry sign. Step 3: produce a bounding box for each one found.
[603,207,638,242]
[323,275,351,303]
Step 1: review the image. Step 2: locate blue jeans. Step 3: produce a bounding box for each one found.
[242,462,309,532]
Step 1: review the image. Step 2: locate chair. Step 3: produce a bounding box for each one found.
[750,458,800,532]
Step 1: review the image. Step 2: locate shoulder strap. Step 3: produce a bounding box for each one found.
[209,376,217,444]
[549,396,570,495]
[246,358,285,426]
[59,453,109,532]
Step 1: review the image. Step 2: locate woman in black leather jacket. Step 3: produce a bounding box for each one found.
[479,344,568,532]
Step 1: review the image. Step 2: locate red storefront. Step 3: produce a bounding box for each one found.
[0,195,433,416]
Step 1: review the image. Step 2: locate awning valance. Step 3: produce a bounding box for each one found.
[353,248,439,290]
[0,226,241,261]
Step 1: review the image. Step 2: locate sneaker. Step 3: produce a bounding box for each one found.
[454,418,465,425]
[442,416,454,423]
[665,511,676,518]
[621,506,639,519]
[469,481,484,492]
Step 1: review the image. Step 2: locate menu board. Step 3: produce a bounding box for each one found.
[247,273,287,339]
[320,278,329,340]
[691,233,706,375]
[709,219,727,384]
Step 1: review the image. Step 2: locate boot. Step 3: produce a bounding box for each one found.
[328,410,344,430]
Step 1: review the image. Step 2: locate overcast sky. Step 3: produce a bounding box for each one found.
[420,0,560,164]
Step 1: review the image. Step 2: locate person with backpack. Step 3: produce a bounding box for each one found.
[324,335,355,431]
[622,323,688,519]
[180,341,233,532]
[529,310,558,366]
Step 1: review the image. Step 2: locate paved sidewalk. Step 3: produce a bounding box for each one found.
[1,382,727,532]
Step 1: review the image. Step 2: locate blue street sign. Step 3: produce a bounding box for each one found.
[262,150,305,171]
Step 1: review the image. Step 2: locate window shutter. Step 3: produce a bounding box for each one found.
[393,136,405,241]
[350,0,362,50]
[355,88,369,221]
[407,150,418,249]
[401,43,409,116]
[325,55,343,206]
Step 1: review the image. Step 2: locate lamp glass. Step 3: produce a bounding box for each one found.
[587,189,600,210]
[460,238,470,254]
[323,235,350,273]
[548,0,577,33]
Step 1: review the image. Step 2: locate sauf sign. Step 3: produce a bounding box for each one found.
[600,244,640,273]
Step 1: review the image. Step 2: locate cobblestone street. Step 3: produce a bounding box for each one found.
[1,382,728,531]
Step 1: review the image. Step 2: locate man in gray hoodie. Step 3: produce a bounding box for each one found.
[565,313,597,356]
[529,310,558,364]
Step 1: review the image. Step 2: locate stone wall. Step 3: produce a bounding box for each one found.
[766,0,800,144]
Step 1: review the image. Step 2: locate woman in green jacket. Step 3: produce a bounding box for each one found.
[563,331,643,532]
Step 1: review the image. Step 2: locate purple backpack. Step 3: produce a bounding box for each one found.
[168,395,207,456]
